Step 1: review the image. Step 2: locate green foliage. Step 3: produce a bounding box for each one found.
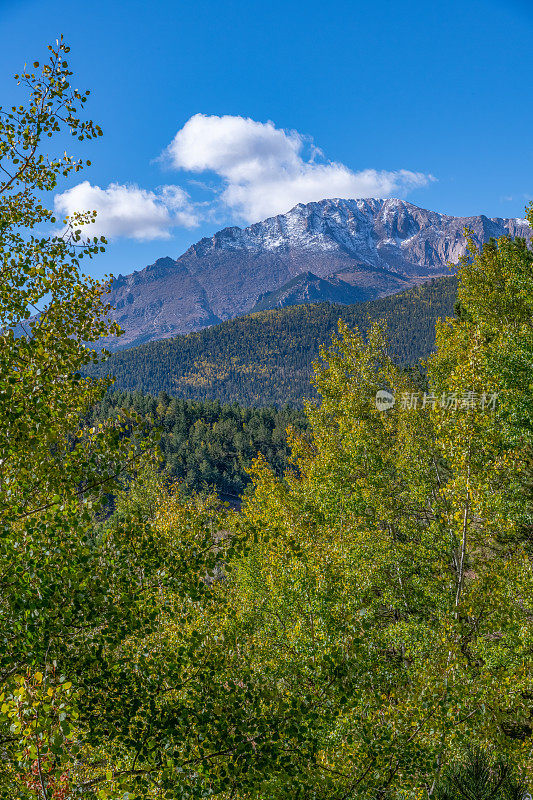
[90,390,307,498]
[0,672,78,799]
[433,749,527,800]
[218,220,533,795]
[0,36,122,526]
[90,276,458,406]
[0,41,318,799]
[0,40,254,799]
[0,37,156,798]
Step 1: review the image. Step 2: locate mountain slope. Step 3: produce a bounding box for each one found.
[102,198,530,350]
[93,275,458,406]
[250,271,372,312]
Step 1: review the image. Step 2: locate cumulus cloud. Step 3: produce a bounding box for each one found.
[54,181,198,240]
[164,113,434,223]
[53,117,434,239]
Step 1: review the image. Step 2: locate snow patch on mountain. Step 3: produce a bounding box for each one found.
[101,198,532,350]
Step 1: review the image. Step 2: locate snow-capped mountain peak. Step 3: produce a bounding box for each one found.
[103,198,532,349]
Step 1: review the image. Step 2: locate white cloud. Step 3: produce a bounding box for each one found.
[164,113,434,223]
[54,181,199,240]
[53,117,435,240]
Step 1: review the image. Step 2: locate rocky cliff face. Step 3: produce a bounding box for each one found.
[103,198,531,349]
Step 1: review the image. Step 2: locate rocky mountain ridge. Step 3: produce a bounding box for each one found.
[103,198,531,350]
[249,271,371,313]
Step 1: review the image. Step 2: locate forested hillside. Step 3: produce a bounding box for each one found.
[94,275,458,405]
[92,392,307,498]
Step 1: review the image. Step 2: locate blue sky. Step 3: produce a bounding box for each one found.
[1,0,532,280]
